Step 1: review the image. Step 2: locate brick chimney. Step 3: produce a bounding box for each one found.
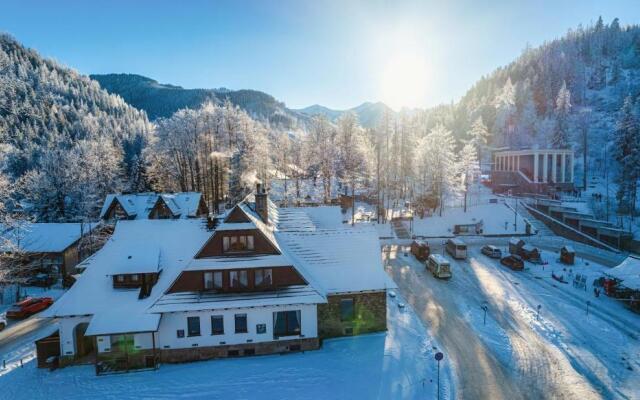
[255,183,268,223]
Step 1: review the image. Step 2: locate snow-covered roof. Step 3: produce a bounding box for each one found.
[186,254,294,271]
[85,311,160,336]
[44,219,211,319]
[99,192,203,220]
[0,222,99,253]
[149,285,325,313]
[429,254,450,265]
[561,245,575,253]
[277,227,393,294]
[606,256,640,291]
[273,206,344,232]
[509,237,524,245]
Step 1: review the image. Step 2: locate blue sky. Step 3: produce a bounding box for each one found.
[2,0,639,110]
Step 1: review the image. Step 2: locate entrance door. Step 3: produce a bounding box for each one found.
[74,322,94,358]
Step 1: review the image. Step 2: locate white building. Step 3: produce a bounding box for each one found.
[41,186,391,374]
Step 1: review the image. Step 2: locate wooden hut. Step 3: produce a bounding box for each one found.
[519,244,541,263]
[509,238,525,255]
[560,245,575,265]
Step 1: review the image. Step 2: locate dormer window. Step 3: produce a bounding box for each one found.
[223,235,255,253]
[230,270,248,288]
[204,271,223,290]
[255,269,272,287]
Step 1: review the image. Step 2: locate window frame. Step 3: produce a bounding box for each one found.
[339,298,355,322]
[211,315,224,335]
[273,310,302,338]
[234,313,248,333]
[203,271,214,290]
[187,316,201,337]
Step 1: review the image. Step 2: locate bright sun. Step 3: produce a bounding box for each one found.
[374,31,430,111]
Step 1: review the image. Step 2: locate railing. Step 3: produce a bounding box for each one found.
[95,353,159,375]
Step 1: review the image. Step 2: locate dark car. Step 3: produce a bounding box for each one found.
[26,273,57,288]
[481,245,502,259]
[500,255,524,271]
[6,297,54,319]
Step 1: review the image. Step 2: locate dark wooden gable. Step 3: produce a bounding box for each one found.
[148,197,176,219]
[195,196,209,217]
[195,228,280,258]
[103,197,130,220]
[224,205,251,223]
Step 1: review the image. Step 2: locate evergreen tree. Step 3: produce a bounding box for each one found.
[552,81,572,148]
[613,96,640,215]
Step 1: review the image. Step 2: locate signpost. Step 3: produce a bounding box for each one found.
[481,304,488,325]
[536,304,542,321]
[435,352,444,400]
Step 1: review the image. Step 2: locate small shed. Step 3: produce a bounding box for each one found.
[453,220,483,235]
[519,244,541,263]
[35,330,60,368]
[509,238,525,255]
[605,256,640,313]
[560,245,575,265]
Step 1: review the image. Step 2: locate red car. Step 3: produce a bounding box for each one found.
[6,297,54,319]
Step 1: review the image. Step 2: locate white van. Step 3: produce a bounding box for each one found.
[446,238,467,260]
[427,254,452,279]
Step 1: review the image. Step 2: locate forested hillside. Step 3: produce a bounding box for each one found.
[0,34,152,220]
[92,73,306,128]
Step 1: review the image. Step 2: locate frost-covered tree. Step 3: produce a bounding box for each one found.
[458,143,478,212]
[552,81,572,148]
[612,96,640,215]
[304,115,336,203]
[467,117,490,164]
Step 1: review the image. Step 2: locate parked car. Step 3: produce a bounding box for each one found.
[500,255,524,271]
[0,313,6,331]
[26,273,57,288]
[6,297,54,319]
[481,245,502,259]
[410,240,430,261]
[446,238,467,259]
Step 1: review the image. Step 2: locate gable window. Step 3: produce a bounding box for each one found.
[230,270,248,289]
[187,316,201,337]
[340,299,355,321]
[223,235,255,253]
[235,314,248,333]
[273,310,301,338]
[255,268,273,287]
[211,315,224,335]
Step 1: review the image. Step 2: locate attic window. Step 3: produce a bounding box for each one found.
[223,235,255,253]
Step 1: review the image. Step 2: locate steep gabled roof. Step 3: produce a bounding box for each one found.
[100,192,204,220]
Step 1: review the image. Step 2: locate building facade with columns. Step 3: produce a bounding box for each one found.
[491,149,575,194]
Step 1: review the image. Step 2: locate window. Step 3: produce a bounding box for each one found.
[273,310,301,338]
[116,275,124,283]
[131,274,139,282]
[340,299,355,321]
[204,272,214,290]
[223,235,255,253]
[235,314,248,333]
[256,323,266,334]
[211,315,224,335]
[187,316,201,337]
[213,271,223,289]
[230,270,248,289]
[255,269,273,287]
[176,329,185,338]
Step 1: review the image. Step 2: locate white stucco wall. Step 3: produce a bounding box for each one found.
[156,304,317,350]
[58,316,92,357]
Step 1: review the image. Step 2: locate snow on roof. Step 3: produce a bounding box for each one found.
[0,222,99,253]
[509,237,524,245]
[449,238,466,246]
[429,254,450,264]
[276,227,393,294]
[186,254,295,271]
[100,192,203,220]
[606,256,640,291]
[108,246,161,275]
[86,311,160,336]
[150,285,325,313]
[273,206,344,232]
[562,245,575,253]
[44,219,211,319]
[521,244,537,252]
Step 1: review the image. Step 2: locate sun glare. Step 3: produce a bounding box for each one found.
[375,32,430,111]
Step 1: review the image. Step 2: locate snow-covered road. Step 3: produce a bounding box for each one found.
[384,244,640,400]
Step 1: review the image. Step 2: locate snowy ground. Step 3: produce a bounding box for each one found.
[0,291,452,400]
[385,243,640,399]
